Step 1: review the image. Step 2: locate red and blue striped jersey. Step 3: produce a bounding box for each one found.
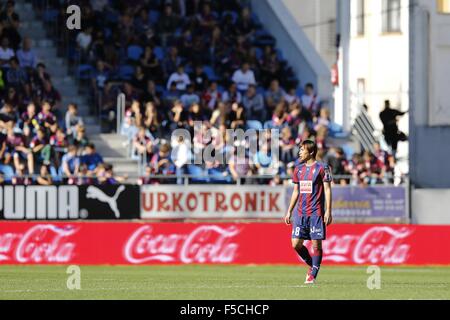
[292,161,332,217]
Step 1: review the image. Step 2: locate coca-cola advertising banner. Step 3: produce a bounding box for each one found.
[286,186,407,219]
[140,185,286,219]
[0,185,140,220]
[1,222,450,265]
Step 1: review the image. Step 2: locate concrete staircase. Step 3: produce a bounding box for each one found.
[15,1,139,178]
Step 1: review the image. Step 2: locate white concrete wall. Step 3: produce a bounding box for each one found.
[348,0,409,136]
[281,0,338,68]
[412,189,450,224]
[417,0,450,126]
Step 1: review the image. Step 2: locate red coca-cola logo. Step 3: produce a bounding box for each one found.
[0,225,78,263]
[124,225,241,264]
[308,226,413,264]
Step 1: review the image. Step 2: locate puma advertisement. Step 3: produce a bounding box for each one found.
[0,185,140,220]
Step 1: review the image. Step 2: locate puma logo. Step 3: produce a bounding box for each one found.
[86,185,125,218]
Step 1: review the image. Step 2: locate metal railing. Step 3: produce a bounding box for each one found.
[116,93,126,134]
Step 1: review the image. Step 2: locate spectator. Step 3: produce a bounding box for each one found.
[228,146,252,183]
[65,103,84,137]
[301,83,320,116]
[61,145,80,179]
[40,81,62,118]
[70,125,89,149]
[190,65,208,92]
[132,126,154,160]
[235,7,255,41]
[143,101,162,137]
[222,82,242,104]
[140,46,162,83]
[253,142,278,176]
[171,134,192,184]
[36,165,52,185]
[81,143,104,174]
[150,143,176,177]
[163,46,181,78]
[76,25,94,62]
[202,81,221,111]
[6,126,34,174]
[16,37,37,69]
[180,84,200,108]
[167,65,191,91]
[0,37,14,67]
[265,79,285,114]
[141,80,162,108]
[30,127,51,166]
[231,62,256,93]
[379,100,407,158]
[242,84,264,120]
[157,3,180,47]
[229,102,245,130]
[280,126,295,164]
[284,87,300,105]
[91,60,110,97]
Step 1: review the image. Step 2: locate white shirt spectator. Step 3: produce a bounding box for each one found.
[232,68,256,91]
[76,31,92,50]
[0,47,15,61]
[180,92,200,108]
[284,92,300,105]
[301,93,320,113]
[167,72,191,91]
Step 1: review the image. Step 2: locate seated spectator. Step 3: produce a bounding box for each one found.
[143,101,162,137]
[195,2,217,34]
[231,62,256,93]
[36,165,52,185]
[180,84,200,108]
[65,103,84,137]
[167,65,191,91]
[314,107,331,132]
[0,130,14,179]
[168,99,189,130]
[229,102,246,130]
[0,37,14,67]
[76,25,93,62]
[6,126,34,174]
[49,127,68,167]
[150,143,176,177]
[222,82,242,104]
[157,3,180,47]
[6,56,27,90]
[210,101,229,128]
[30,128,51,166]
[265,79,285,114]
[61,145,80,179]
[235,7,255,41]
[81,143,104,174]
[270,103,288,129]
[228,146,252,184]
[39,81,62,119]
[133,126,154,160]
[0,102,17,122]
[37,101,57,131]
[188,102,208,128]
[202,81,221,111]
[11,163,31,185]
[20,102,37,130]
[141,80,162,108]
[242,84,264,120]
[301,83,320,116]
[131,65,147,92]
[16,37,37,69]
[140,46,162,83]
[91,60,110,97]
[259,46,280,87]
[163,46,181,78]
[190,65,209,93]
[69,125,89,149]
[253,142,278,176]
[284,87,301,105]
[280,126,295,164]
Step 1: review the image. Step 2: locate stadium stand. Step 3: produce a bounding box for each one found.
[0,0,398,186]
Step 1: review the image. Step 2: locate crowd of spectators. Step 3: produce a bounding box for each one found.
[0,0,123,185]
[4,0,398,186]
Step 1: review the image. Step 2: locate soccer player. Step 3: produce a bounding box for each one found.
[285,140,333,284]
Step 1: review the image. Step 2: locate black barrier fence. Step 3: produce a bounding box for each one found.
[0,185,140,220]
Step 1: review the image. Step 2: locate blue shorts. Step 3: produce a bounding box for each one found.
[291,215,326,240]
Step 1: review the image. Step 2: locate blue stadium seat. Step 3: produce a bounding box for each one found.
[203,65,219,81]
[222,11,238,24]
[43,9,59,23]
[76,64,94,80]
[117,65,135,80]
[341,144,354,160]
[153,46,165,61]
[246,120,263,131]
[149,10,160,24]
[127,45,144,61]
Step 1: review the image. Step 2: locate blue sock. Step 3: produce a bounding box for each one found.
[311,249,323,278]
[297,246,312,267]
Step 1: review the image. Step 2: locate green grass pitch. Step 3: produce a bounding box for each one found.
[1,265,449,300]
